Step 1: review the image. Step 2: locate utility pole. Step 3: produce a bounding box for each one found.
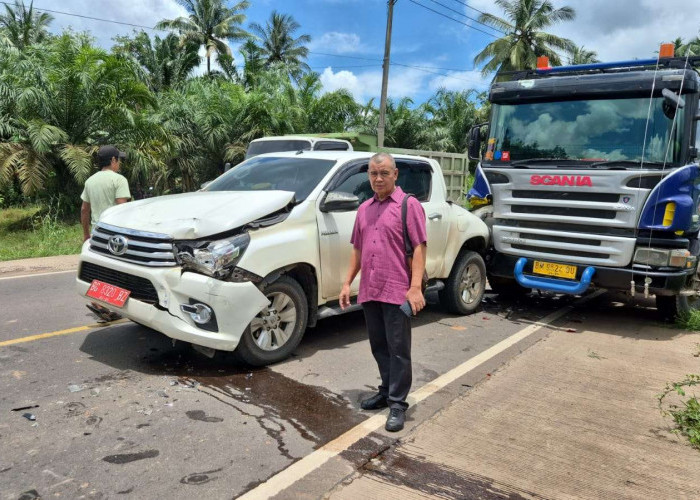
[377,0,397,149]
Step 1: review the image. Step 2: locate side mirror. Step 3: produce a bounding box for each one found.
[320,192,360,213]
[662,88,686,119]
[468,122,487,161]
[224,162,232,172]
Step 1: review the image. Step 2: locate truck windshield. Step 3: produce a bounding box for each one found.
[487,97,686,165]
[205,156,336,201]
[245,140,312,159]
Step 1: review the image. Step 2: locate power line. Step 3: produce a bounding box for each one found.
[391,62,486,84]
[4,2,164,31]
[308,51,381,62]
[448,0,491,17]
[424,0,507,35]
[405,0,500,39]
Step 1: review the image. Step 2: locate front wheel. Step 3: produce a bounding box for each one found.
[439,250,487,315]
[656,293,700,322]
[234,276,308,366]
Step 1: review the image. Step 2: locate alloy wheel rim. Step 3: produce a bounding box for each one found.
[250,291,297,351]
[459,263,483,304]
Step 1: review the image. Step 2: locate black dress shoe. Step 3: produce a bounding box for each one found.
[385,408,405,432]
[361,393,388,410]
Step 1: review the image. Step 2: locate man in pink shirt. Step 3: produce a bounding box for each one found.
[339,152,427,432]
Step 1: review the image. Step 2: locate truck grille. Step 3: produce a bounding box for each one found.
[488,169,664,267]
[89,223,176,267]
[79,262,159,304]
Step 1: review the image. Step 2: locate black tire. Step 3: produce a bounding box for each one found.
[487,274,531,297]
[439,250,487,314]
[656,294,700,322]
[234,276,308,366]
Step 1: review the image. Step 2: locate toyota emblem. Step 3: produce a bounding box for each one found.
[108,235,129,256]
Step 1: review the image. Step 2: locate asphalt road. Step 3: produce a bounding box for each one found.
[0,271,656,499]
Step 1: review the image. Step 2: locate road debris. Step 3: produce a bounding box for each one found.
[11,405,39,412]
[156,390,169,398]
[22,413,36,421]
[68,384,85,393]
[90,388,101,396]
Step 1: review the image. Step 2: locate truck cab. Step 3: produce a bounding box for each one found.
[468,47,700,320]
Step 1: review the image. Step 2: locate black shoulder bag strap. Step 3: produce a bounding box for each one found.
[402,193,428,292]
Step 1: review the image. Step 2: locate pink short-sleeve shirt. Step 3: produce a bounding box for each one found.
[350,186,427,305]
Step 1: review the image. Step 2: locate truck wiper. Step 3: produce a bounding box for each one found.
[509,158,575,167]
[589,160,668,168]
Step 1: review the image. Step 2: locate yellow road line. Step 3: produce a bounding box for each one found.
[0,319,128,347]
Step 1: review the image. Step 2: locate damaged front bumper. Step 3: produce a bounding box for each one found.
[75,245,269,351]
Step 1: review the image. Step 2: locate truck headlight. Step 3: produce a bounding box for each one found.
[176,233,250,278]
[634,247,694,268]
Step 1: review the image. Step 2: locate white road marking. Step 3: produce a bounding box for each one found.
[238,290,605,500]
[0,269,76,281]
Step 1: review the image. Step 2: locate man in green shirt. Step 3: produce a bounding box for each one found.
[80,145,131,241]
[80,145,131,321]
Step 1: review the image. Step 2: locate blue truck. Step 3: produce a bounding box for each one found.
[467,45,700,320]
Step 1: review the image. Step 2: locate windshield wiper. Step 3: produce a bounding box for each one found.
[589,160,668,168]
[509,158,575,167]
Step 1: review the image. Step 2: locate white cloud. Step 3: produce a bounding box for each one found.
[428,70,490,92]
[310,32,365,54]
[48,0,188,48]
[466,0,700,63]
[319,65,431,102]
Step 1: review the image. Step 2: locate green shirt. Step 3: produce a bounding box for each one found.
[80,170,131,225]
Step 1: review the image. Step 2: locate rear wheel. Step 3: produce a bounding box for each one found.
[234,276,308,366]
[439,250,487,314]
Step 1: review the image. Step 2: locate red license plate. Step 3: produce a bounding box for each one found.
[86,280,131,308]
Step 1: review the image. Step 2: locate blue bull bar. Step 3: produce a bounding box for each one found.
[514,258,596,295]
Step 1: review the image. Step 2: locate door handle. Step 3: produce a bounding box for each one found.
[428,213,442,220]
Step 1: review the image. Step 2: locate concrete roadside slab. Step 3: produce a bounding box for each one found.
[326,317,700,499]
[0,254,79,277]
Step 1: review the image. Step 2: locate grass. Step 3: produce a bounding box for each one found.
[658,374,700,450]
[678,310,700,331]
[0,205,83,261]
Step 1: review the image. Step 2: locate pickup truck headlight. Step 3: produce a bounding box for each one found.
[176,233,250,278]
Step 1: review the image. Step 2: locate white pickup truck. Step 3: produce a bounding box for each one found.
[76,152,489,365]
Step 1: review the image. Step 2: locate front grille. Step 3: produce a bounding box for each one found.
[511,205,617,219]
[512,244,609,260]
[90,223,176,267]
[519,232,601,247]
[79,262,159,304]
[512,190,619,203]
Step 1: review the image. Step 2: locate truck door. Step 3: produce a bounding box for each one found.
[316,161,373,300]
[395,159,448,277]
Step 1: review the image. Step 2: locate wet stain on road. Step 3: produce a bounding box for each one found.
[180,468,223,485]
[363,450,545,499]
[186,410,223,423]
[103,449,160,464]
[339,433,395,468]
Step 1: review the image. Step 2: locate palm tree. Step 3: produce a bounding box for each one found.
[250,11,311,80]
[474,0,576,75]
[570,45,599,65]
[113,31,200,91]
[156,0,251,75]
[0,0,53,50]
[239,39,265,89]
[678,37,700,57]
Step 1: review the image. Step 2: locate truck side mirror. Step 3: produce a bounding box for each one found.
[320,192,360,213]
[662,88,685,119]
[468,123,487,161]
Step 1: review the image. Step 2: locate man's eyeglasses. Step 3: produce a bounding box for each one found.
[368,170,394,179]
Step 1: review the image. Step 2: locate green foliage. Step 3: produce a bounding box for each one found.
[658,374,700,450]
[678,310,700,331]
[250,11,311,81]
[0,0,53,50]
[474,0,577,74]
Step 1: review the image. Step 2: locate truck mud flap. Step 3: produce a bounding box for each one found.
[514,257,596,295]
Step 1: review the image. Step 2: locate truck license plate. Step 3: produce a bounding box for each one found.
[86,280,131,308]
[532,261,577,280]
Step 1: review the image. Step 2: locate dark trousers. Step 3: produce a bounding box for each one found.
[362,301,412,410]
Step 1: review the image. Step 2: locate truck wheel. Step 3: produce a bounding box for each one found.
[656,294,700,322]
[439,250,486,315]
[487,275,531,297]
[234,276,308,366]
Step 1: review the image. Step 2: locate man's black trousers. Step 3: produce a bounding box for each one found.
[362,301,412,410]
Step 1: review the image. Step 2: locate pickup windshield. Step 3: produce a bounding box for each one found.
[487,97,686,165]
[205,156,336,202]
[245,139,311,159]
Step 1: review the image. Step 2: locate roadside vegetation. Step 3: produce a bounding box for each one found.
[1,0,698,259]
[658,372,700,450]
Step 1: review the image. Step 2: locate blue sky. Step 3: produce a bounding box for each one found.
[43,0,700,104]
